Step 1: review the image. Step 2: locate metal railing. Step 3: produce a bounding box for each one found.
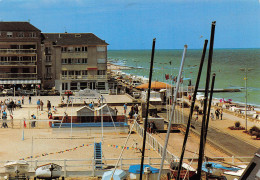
[61,75,108,80]
[0,49,36,54]
[0,73,37,79]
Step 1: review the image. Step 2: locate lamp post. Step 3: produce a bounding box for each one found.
[240,68,254,132]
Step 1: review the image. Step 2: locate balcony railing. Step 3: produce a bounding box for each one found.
[0,49,37,54]
[0,61,36,65]
[61,75,108,80]
[0,73,37,79]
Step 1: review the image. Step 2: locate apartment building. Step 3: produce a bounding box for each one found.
[0,22,42,89]
[41,33,109,91]
[0,21,109,91]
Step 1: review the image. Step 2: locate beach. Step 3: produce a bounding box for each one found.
[0,94,243,179]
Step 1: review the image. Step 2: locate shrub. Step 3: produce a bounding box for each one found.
[235,121,240,128]
[249,126,260,135]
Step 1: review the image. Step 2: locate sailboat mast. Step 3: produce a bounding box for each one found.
[158,45,187,180]
[139,38,156,180]
[176,39,208,180]
[197,21,216,179]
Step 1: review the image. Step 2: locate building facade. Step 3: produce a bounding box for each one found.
[41,33,109,91]
[0,22,109,91]
[0,22,42,89]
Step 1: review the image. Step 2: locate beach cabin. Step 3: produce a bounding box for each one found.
[77,106,95,117]
[96,104,117,116]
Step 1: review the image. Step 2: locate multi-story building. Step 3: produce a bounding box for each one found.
[0,21,109,91]
[41,33,109,91]
[0,22,42,89]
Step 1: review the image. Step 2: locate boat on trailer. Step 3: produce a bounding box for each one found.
[35,163,62,179]
[4,160,29,176]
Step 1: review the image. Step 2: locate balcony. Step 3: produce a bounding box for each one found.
[0,73,37,79]
[0,61,36,66]
[61,75,108,80]
[0,49,37,54]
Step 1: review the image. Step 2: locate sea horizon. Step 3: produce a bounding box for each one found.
[108,49,260,107]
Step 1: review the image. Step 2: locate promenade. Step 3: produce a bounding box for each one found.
[158,96,259,160]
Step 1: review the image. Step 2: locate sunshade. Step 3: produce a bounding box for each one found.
[136,81,171,90]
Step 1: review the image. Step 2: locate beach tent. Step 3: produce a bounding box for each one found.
[136,81,171,90]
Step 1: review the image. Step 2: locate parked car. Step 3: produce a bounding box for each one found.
[17,90,34,96]
[48,90,60,96]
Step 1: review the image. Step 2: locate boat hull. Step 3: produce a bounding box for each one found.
[35,163,62,179]
[4,161,29,176]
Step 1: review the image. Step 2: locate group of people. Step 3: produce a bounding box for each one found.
[211,108,223,120]
[127,104,139,119]
[147,121,156,134]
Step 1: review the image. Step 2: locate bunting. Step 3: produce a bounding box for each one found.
[19,143,93,160]
[107,144,153,151]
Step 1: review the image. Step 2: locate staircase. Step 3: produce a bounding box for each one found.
[94,142,102,169]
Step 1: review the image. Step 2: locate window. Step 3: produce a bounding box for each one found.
[82,46,87,52]
[82,70,88,75]
[82,58,88,64]
[61,47,67,52]
[46,55,51,62]
[68,58,72,64]
[75,47,81,52]
[69,71,74,75]
[62,71,67,76]
[97,59,106,64]
[17,32,24,37]
[98,70,106,75]
[62,59,67,64]
[74,58,81,64]
[46,67,51,74]
[75,71,81,75]
[45,47,51,54]
[68,47,73,52]
[28,32,36,37]
[97,46,106,52]
[7,32,13,38]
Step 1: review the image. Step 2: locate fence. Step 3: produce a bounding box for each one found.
[134,121,179,164]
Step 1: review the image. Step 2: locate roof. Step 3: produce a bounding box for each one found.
[0,22,41,31]
[42,33,109,46]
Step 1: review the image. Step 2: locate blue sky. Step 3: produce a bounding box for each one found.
[0,0,259,49]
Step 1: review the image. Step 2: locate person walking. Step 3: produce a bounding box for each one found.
[220,109,223,120]
[40,100,44,111]
[114,107,118,116]
[47,100,51,111]
[28,95,31,104]
[31,114,36,128]
[1,110,8,128]
[215,109,220,120]
[123,103,127,114]
[22,95,24,105]
[37,99,41,110]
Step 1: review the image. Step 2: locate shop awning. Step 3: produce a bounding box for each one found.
[0,80,41,84]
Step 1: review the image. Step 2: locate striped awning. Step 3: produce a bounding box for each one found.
[0,80,41,84]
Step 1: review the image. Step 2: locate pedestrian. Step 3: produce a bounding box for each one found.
[220,109,223,120]
[1,110,8,128]
[37,99,41,110]
[40,100,44,111]
[7,102,12,115]
[210,113,214,120]
[188,94,191,102]
[123,103,127,114]
[31,114,36,128]
[28,95,31,104]
[215,109,220,120]
[114,107,118,116]
[22,96,24,105]
[52,106,57,113]
[47,100,51,111]
[135,104,139,114]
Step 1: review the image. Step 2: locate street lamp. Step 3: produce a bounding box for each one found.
[240,67,254,131]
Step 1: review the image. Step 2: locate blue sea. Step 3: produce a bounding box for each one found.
[108,49,260,107]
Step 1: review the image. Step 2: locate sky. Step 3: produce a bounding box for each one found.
[0,0,259,50]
